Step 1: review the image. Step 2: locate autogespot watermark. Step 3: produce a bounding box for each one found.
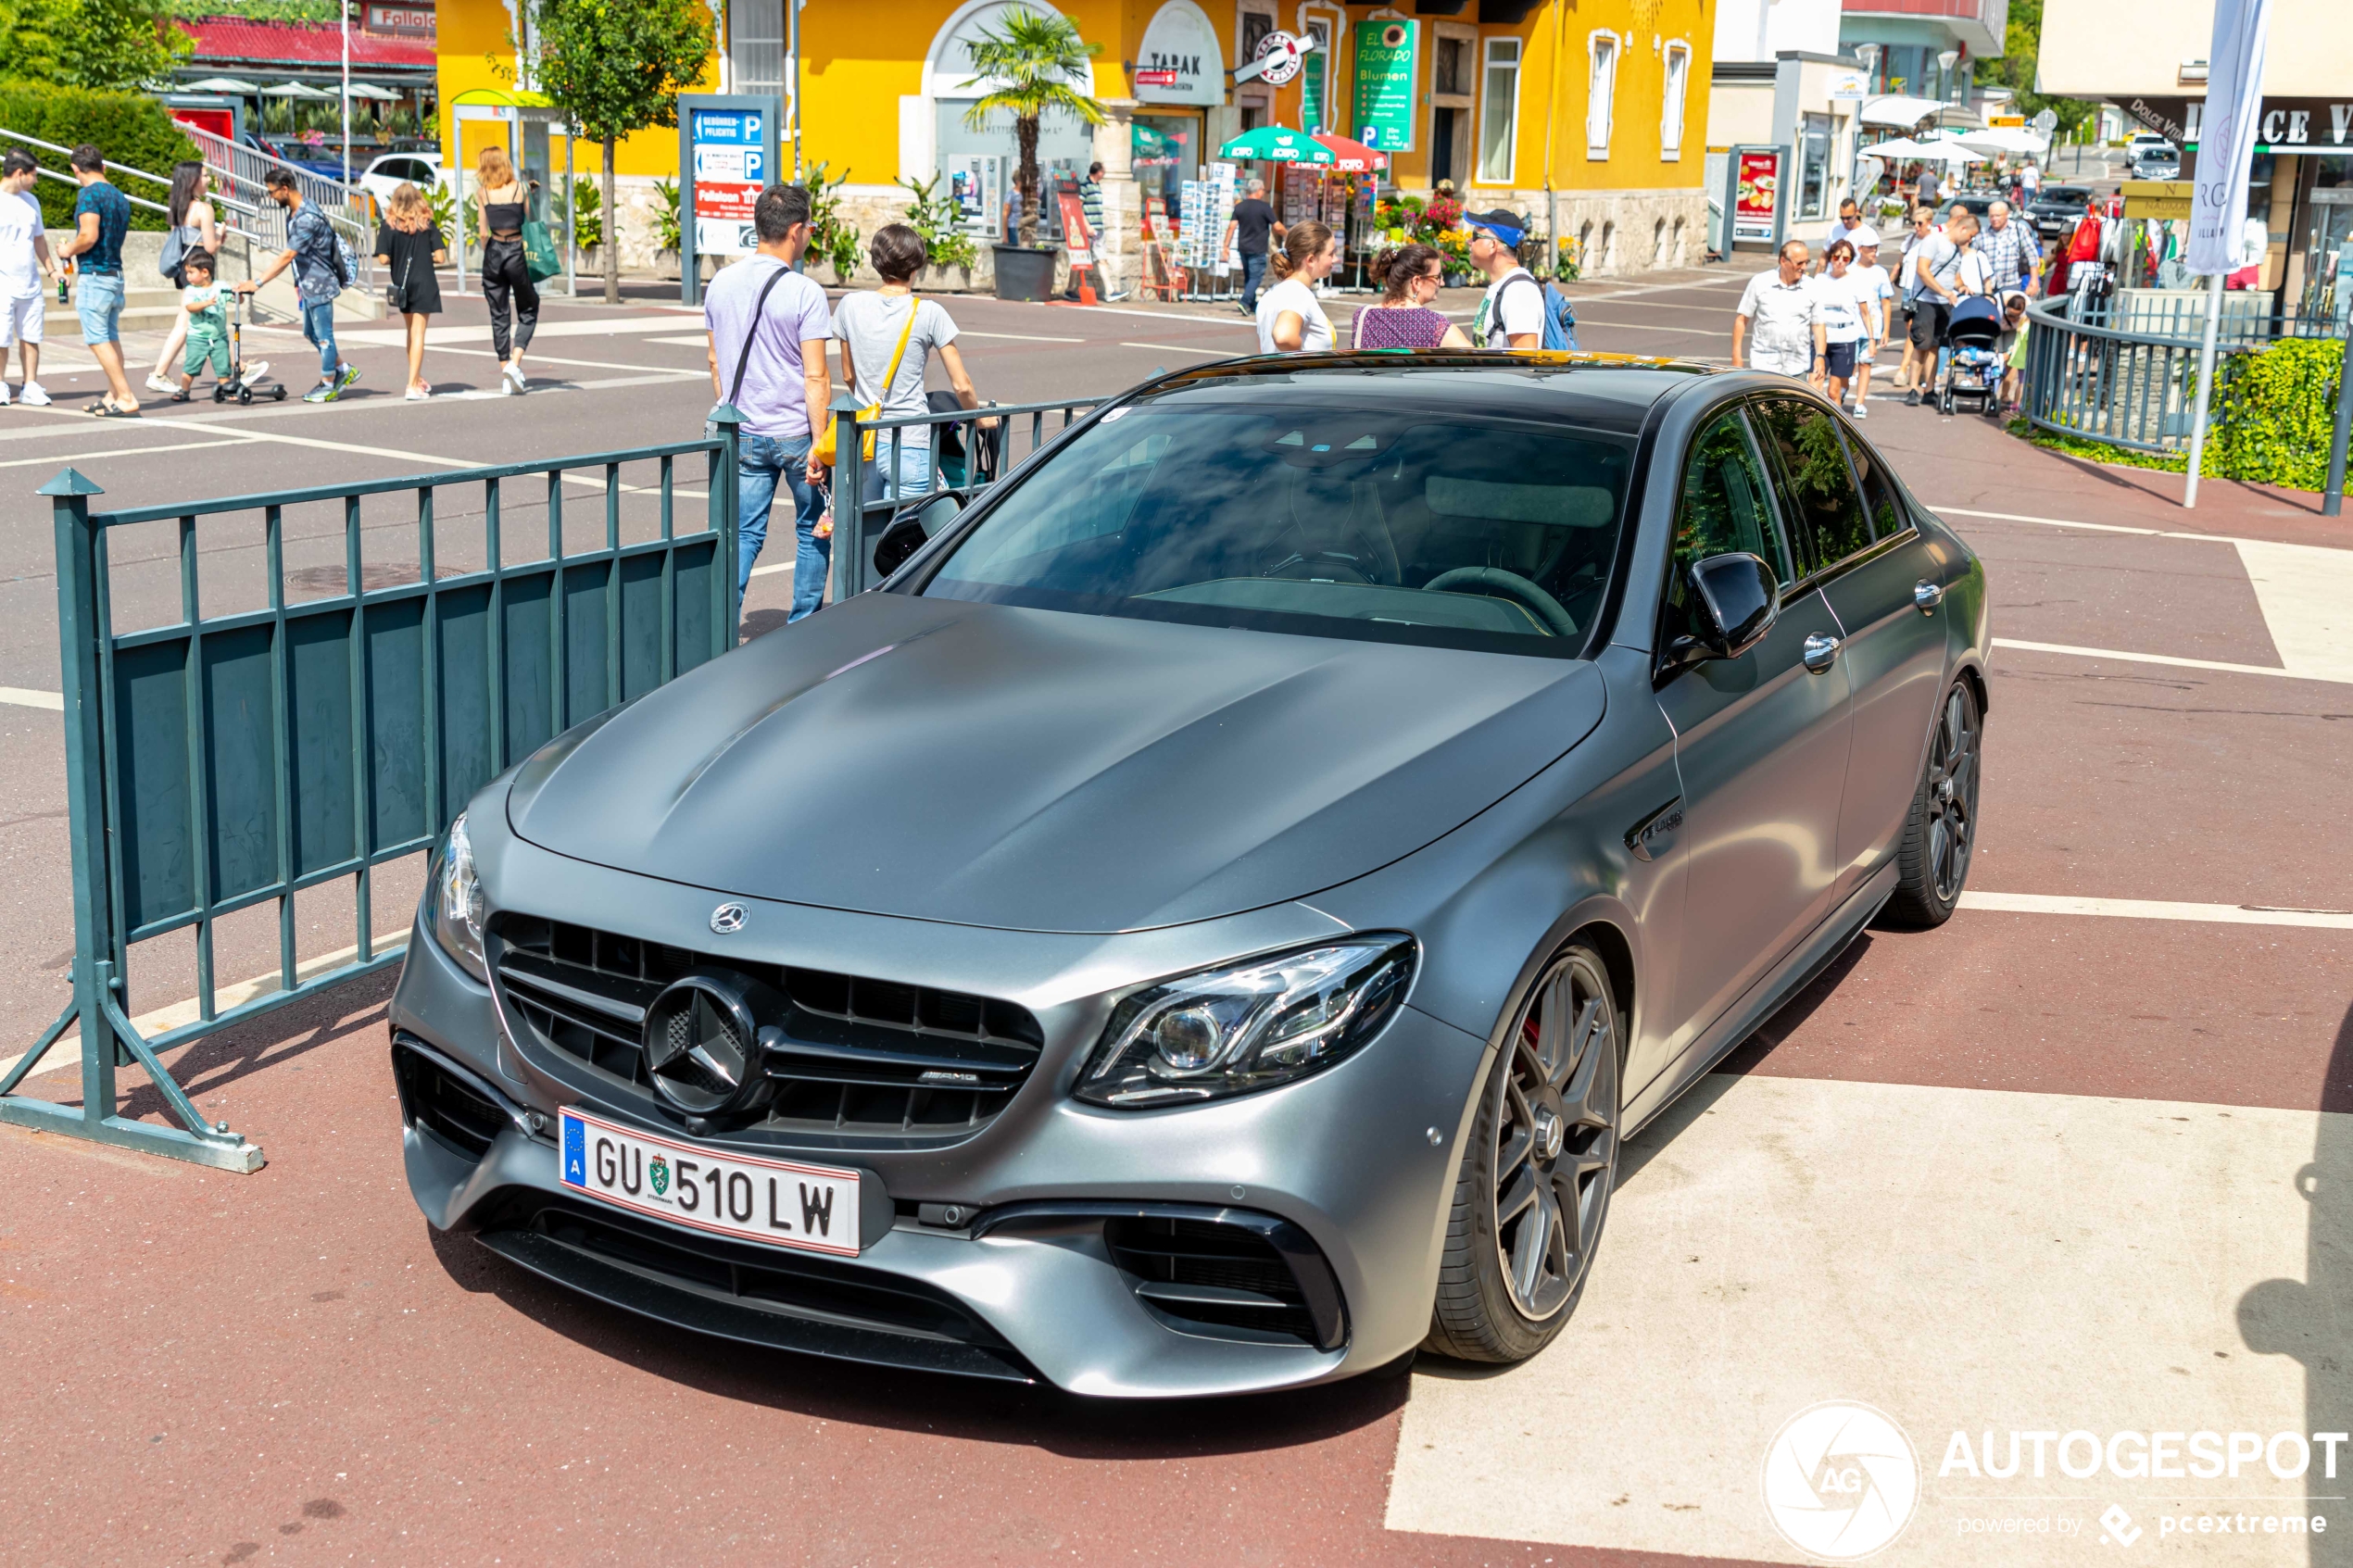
[1765,1409,2346,1555]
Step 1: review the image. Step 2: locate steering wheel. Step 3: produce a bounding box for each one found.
[1423,567,1580,638]
[1264,551,1376,585]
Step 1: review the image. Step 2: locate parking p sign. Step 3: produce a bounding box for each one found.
[690,107,766,258]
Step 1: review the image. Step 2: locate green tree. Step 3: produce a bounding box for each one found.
[526,0,715,303]
[6,0,191,90]
[1990,0,2096,145]
[960,6,1103,249]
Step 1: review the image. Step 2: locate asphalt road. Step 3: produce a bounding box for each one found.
[0,268,2347,1566]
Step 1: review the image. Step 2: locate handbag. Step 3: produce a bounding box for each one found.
[522,218,561,282]
[814,295,919,468]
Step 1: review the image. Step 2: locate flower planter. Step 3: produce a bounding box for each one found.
[992,244,1057,302]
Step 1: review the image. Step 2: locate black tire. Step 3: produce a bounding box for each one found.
[1424,941,1622,1363]
[1883,677,1982,929]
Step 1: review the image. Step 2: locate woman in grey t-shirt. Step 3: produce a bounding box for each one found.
[831,223,987,504]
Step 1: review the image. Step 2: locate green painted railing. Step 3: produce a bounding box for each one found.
[0,413,744,1172]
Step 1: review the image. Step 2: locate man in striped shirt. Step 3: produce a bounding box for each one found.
[1973,200,2043,298]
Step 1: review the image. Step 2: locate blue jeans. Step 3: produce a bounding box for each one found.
[300,298,339,380]
[74,271,123,345]
[1239,251,1268,311]
[737,431,826,620]
[859,441,934,509]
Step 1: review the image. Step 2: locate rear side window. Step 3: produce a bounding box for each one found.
[1840,431,1908,540]
[1750,397,1869,576]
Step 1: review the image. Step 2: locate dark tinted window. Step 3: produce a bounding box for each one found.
[1666,408,1788,646]
[1750,398,1869,575]
[924,403,1633,658]
[1840,430,1907,539]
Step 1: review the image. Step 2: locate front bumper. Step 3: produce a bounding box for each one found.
[389,843,1491,1398]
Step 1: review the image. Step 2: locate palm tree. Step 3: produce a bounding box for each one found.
[961,6,1105,249]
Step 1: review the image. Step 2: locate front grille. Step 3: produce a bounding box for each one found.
[491,916,1046,1140]
[1106,1215,1324,1347]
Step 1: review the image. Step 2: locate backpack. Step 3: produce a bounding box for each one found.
[158,223,195,286]
[331,231,358,288]
[1506,273,1580,351]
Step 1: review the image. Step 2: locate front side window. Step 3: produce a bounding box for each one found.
[1665,408,1787,650]
[1839,429,1909,540]
[1587,32,1617,158]
[1478,38,1520,184]
[923,399,1634,659]
[1750,398,1869,574]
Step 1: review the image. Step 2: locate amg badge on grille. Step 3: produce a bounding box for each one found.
[710,902,748,935]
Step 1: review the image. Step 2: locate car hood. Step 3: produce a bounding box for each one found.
[506,595,1605,934]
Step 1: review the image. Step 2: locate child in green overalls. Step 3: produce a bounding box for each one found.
[172,250,229,400]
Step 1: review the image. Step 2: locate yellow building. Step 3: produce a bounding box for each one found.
[436,0,1715,278]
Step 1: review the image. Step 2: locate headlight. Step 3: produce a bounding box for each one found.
[1076,935,1416,1110]
[430,811,487,983]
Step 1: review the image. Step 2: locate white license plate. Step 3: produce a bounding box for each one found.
[559,1107,862,1257]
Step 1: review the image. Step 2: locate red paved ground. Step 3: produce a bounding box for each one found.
[1,307,2347,1564]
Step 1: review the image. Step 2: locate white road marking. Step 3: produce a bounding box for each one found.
[1939,504,2353,554]
[333,315,722,348]
[1387,1072,2339,1565]
[0,686,62,710]
[0,437,246,469]
[1,939,408,1083]
[2233,539,2353,684]
[1119,341,1238,355]
[749,561,794,578]
[1037,302,1263,329]
[957,331,1088,344]
[1959,890,2353,928]
[1991,635,2350,684]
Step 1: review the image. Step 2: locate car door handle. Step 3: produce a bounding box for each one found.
[1802,633,1842,673]
[1914,580,1945,614]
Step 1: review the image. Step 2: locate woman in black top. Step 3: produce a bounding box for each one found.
[373,182,448,399]
[473,144,536,394]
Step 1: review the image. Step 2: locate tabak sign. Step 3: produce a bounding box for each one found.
[1134,0,1221,106]
[1733,149,1782,244]
[690,107,766,257]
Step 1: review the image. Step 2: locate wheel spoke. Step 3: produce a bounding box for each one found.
[1557,995,1603,1090]
[1497,1163,1541,1224]
[1512,1185,1557,1303]
[1497,1122,1534,1181]
[1534,972,1573,1082]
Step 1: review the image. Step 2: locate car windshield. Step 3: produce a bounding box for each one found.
[919,399,1635,659]
[2043,185,2092,205]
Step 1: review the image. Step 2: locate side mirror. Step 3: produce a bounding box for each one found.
[1674,552,1780,666]
[874,492,964,580]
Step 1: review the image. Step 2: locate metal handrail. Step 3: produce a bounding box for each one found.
[180,122,379,293]
[2017,292,2283,456]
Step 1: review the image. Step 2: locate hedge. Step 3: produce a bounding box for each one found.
[2208,335,2346,491]
[0,82,198,231]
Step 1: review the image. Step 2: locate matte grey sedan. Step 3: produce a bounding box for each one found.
[391,354,1989,1397]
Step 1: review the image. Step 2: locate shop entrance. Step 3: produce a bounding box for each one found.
[1133,113,1201,219]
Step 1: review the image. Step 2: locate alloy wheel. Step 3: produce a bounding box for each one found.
[1926,684,1980,903]
[1490,951,1619,1321]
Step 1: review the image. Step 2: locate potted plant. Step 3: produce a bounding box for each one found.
[960,6,1104,302]
[899,172,981,289]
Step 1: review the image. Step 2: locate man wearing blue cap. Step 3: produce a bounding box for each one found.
[1466,208,1542,350]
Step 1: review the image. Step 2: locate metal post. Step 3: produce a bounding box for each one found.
[2183,271,2225,508]
[788,0,803,182]
[710,404,744,634]
[340,1,350,182]
[829,392,863,603]
[2324,315,2351,518]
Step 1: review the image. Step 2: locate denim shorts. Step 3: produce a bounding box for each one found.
[75,271,124,345]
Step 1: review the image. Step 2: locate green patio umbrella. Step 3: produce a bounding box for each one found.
[1214,127,1335,165]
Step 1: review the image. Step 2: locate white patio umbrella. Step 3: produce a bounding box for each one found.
[340,82,399,101]
[260,81,334,98]
[1861,137,1945,159]
[1859,95,1948,128]
[1957,126,2048,156]
[183,76,261,94]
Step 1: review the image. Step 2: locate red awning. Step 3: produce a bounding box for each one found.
[180,17,435,69]
[1311,132,1389,172]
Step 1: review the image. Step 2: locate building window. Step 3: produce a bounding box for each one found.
[1660,41,1689,162]
[1477,37,1519,184]
[1586,31,1617,159]
[1798,110,1830,220]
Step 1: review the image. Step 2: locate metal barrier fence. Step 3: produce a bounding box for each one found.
[2015,294,2310,455]
[825,395,1108,600]
[0,414,745,1172]
[182,123,380,295]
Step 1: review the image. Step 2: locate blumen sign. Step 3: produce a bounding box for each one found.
[1353,19,1416,152]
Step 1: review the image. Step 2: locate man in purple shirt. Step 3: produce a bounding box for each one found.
[705,184,835,618]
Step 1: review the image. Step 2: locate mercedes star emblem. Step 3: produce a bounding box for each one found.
[710,902,748,935]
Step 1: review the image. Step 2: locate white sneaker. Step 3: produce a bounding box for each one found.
[18,381,48,406]
[1851,401,1869,420]
[0,381,10,405]
[144,371,178,395]
[502,363,525,395]
[242,359,269,386]
[405,383,431,401]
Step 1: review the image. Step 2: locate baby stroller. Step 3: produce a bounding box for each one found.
[1937,295,2004,417]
